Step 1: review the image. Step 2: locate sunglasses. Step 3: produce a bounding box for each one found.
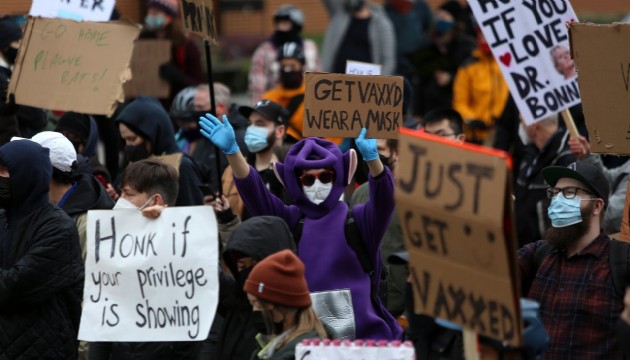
[299,170,335,186]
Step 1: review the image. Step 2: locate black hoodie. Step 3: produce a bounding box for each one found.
[218,216,297,360]
[0,140,84,359]
[115,96,204,206]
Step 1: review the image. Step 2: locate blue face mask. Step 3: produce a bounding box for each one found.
[435,19,455,36]
[244,126,271,153]
[145,15,166,31]
[547,194,582,228]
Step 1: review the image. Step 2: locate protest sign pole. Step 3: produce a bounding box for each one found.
[463,329,480,360]
[561,108,585,153]
[203,34,222,198]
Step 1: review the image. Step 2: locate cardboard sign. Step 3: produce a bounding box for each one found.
[395,128,521,345]
[569,23,630,155]
[30,0,116,22]
[345,60,382,76]
[302,73,403,139]
[469,0,580,126]
[295,341,415,359]
[9,17,139,116]
[180,0,218,44]
[124,40,171,99]
[78,206,219,341]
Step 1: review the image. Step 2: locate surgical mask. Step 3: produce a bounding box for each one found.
[303,179,333,205]
[113,195,155,210]
[251,310,283,335]
[3,47,18,65]
[280,69,303,89]
[144,15,166,31]
[547,194,582,228]
[616,318,630,357]
[518,123,532,145]
[244,126,272,153]
[0,177,11,210]
[435,20,454,36]
[124,143,150,162]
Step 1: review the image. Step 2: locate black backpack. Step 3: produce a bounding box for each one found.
[293,208,389,308]
[531,238,630,298]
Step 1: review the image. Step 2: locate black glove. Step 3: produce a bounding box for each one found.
[159,62,188,86]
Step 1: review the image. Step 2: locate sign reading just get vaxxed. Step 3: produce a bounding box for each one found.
[303,73,403,139]
[395,129,521,345]
[469,0,579,125]
[78,207,218,341]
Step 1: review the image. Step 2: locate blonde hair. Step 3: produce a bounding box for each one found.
[277,307,327,348]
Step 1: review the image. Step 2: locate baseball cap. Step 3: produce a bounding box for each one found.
[542,161,610,207]
[29,131,77,173]
[239,100,289,126]
[388,251,409,265]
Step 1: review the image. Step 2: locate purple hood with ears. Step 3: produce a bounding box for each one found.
[274,138,356,219]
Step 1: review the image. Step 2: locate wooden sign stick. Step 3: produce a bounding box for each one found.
[463,329,481,360]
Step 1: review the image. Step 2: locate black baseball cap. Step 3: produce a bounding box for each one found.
[239,100,289,126]
[387,251,409,265]
[542,161,610,207]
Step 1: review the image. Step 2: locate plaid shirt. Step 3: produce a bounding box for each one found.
[519,234,624,360]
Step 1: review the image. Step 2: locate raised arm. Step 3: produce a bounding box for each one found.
[199,113,250,179]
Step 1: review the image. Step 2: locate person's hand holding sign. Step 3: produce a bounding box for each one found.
[355,128,384,177]
[199,113,250,179]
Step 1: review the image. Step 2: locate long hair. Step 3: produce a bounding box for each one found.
[260,303,327,349]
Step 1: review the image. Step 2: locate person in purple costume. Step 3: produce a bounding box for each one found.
[199,113,402,341]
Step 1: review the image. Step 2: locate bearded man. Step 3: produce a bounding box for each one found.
[519,161,625,360]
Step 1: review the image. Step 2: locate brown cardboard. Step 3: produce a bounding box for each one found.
[149,153,182,176]
[302,73,403,139]
[180,0,218,44]
[569,23,630,155]
[9,17,140,116]
[123,39,171,99]
[395,128,521,346]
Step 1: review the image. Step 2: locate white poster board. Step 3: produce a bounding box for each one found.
[345,60,382,76]
[295,341,415,359]
[30,0,116,22]
[469,0,580,125]
[78,206,218,342]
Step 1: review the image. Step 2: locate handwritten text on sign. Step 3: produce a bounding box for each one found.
[469,0,580,125]
[395,130,520,345]
[303,73,403,139]
[9,17,139,116]
[180,0,218,43]
[78,207,218,342]
[30,0,116,22]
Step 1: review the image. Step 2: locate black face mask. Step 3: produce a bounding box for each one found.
[251,310,284,335]
[3,47,18,65]
[616,318,630,357]
[379,154,390,169]
[181,128,203,142]
[271,29,299,47]
[280,69,303,89]
[236,266,253,288]
[124,144,150,162]
[0,176,11,210]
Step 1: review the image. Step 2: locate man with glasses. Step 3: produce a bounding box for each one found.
[421,108,466,142]
[519,161,626,360]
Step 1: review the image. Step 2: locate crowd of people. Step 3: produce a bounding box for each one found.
[1,0,630,359]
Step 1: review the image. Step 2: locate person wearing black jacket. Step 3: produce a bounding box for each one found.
[115,96,204,206]
[0,139,84,359]
[218,216,297,360]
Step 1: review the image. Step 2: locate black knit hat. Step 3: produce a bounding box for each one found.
[0,17,22,50]
[56,112,91,142]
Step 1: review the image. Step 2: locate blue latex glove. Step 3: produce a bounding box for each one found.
[355,128,378,161]
[199,113,239,154]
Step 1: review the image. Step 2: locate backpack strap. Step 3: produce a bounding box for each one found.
[609,239,630,299]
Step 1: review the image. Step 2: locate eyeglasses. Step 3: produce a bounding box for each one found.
[546,186,594,200]
[299,170,335,186]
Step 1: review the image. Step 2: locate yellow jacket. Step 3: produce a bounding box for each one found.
[452,49,509,142]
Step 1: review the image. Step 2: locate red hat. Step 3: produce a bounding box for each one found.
[244,250,311,308]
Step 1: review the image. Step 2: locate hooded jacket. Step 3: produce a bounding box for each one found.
[115,96,204,206]
[234,138,402,340]
[218,216,297,360]
[0,140,84,359]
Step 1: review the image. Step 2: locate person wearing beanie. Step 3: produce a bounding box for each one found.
[248,4,320,105]
[141,0,203,108]
[218,216,298,360]
[244,250,327,360]
[0,16,47,143]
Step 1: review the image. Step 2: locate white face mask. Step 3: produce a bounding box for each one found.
[113,195,155,210]
[518,123,532,145]
[303,179,333,205]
